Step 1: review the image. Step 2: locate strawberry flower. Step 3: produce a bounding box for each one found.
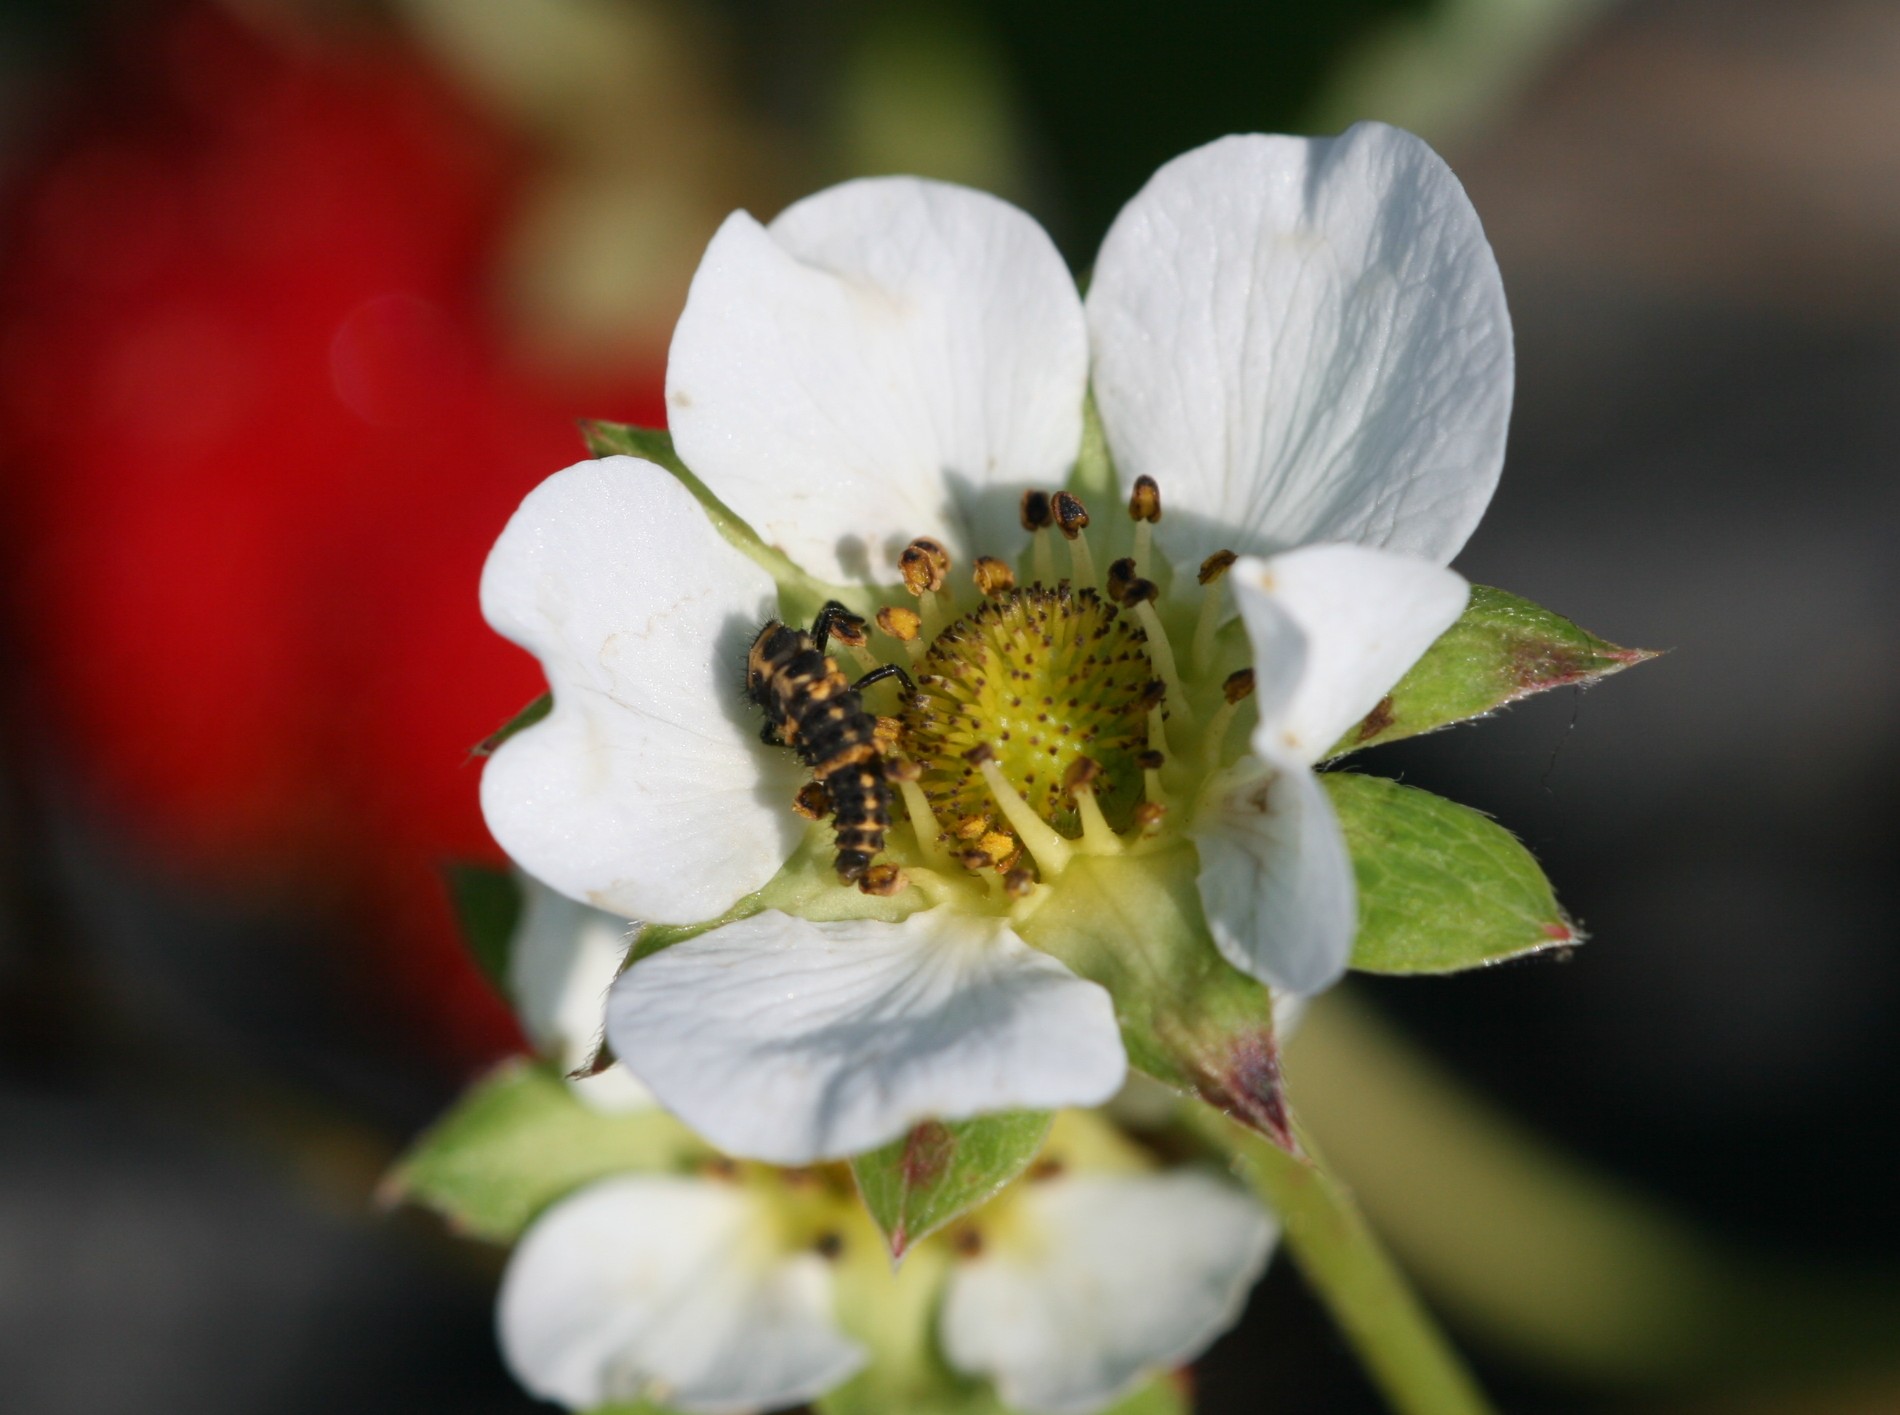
[480,122,1511,1164]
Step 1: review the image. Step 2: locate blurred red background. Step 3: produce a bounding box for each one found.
[0,4,668,1063]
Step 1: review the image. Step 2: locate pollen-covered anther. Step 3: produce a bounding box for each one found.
[900,538,950,596]
[873,716,904,753]
[1105,556,1138,603]
[977,832,1018,869]
[857,863,908,897]
[1051,491,1090,540]
[876,605,922,642]
[826,609,869,649]
[1127,476,1162,524]
[1198,549,1238,585]
[1117,576,1158,607]
[791,781,831,820]
[973,556,1016,598]
[1224,668,1256,703]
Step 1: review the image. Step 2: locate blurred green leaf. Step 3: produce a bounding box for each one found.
[472,691,550,757]
[383,1059,706,1242]
[442,862,520,993]
[1326,586,1655,758]
[1325,774,1574,974]
[851,1113,1052,1259]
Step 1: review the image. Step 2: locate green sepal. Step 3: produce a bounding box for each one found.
[1328,586,1656,758]
[579,419,877,626]
[1325,773,1576,974]
[472,691,551,757]
[381,1059,708,1242]
[441,861,521,993]
[850,1112,1052,1260]
[1020,846,1293,1149]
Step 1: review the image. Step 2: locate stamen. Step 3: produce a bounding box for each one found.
[1132,800,1167,834]
[1127,475,1161,574]
[1003,865,1035,899]
[1193,549,1238,675]
[877,605,921,642]
[1051,491,1096,588]
[968,743,1073,876]
[1063,757,1122,854]
[1104,556,1137,603]
[1120,580,1192,727]
[887,758,950,870]
[1146,704,1171,769]
[1021,489,1056,586]
[972,556,1015,598]
[1202,668,1256,770]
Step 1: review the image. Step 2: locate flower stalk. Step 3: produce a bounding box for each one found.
[1189,1103,1497,1415]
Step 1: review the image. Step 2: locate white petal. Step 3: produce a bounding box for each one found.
[667,179,1088,583]
[1087,124,1512,571]
[941,1171,1275,1414]
[507,875,633,1072]
[607,908,1126,1164]
[1192,759,1358,996]
[1233,543,1468,765]
[498,1175,863,1414]
[480,456,804,923]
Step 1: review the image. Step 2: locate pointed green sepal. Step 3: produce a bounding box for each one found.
[851,1112,1052,1261]
[1328,586,1657,758]
[472,691,551,757]
[441,861,520,993]
[1020,846,1293,1150]
[380,1059,707,1241]
[1325,773,1577,974]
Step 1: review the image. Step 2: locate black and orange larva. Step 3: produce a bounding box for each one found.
[745,601,913,884]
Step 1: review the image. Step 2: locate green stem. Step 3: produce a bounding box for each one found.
[1188,1104,1496,1415]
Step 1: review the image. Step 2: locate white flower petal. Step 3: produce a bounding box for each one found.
[1192,758,1358,996]
[498,1175,863,1414]
[480,456,803,923]
[1233,543,1469,765]
[507,876,633,1072]
[1087,124,1512,570]
[607,908,1127,1164]
[667,179,1088,583]
[941,1170,1275,1414]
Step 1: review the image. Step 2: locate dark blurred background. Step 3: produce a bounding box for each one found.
[0,1,1895,1412]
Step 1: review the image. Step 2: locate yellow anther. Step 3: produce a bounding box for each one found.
[1050,492,1090,539]
[857,864,908,897]
[900,537,950,596]
[876,605,922,642]
[972,556,1016,598]
[791,782,830,820]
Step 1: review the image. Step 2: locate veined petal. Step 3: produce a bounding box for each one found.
[507,875,656,1111]
[667,180,1088,584]
[1234,544,1469,766]
[497,1175,863,1414]
[1087,124,1512,570]
[1191,758,1357,996]
[481,456,804,924]
[940,1171,1275,1414]
[606,908,1126,1165]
